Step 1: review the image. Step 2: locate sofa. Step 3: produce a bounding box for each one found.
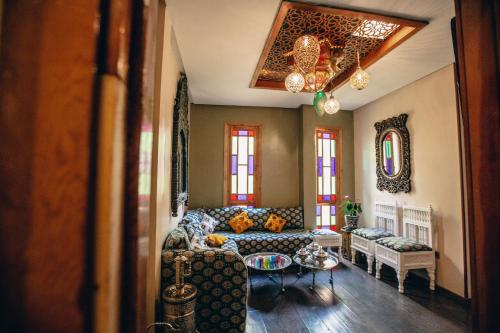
[161,206,320,333]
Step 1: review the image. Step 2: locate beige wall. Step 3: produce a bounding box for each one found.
[189,104,301,208]
[146,5,185,325]
[353,64,464,296]
[301,106,355,229]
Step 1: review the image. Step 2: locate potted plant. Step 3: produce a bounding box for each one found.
[341,195,362,230]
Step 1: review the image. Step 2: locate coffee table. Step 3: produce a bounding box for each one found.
[293,252,339,290]
[244,252,292,292]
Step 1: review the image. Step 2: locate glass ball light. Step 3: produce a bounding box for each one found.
[324,95,340,114]
[285,72,305,93]
[350,66,370,90]
[293,35,320,73]
[313,91,327,117]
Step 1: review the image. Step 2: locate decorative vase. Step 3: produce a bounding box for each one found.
[344,215,359,229]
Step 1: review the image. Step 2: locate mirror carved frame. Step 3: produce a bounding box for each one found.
[374,113,411,193]
[171,74,189,216]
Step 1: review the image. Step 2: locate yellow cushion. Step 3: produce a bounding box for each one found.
[228,212,254,234]
[264,213,287,233]
[205,234,228,247]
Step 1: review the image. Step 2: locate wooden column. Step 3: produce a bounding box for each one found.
[0,1,100,332]
[454,0,500,332]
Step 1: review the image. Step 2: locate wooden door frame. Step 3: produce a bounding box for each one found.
[314,127,344,230]
[223,123,262,207]
[454,0,500,331]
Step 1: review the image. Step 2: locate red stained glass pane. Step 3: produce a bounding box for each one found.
[232,130,238,136]
[317,132,322,138]
[248,130,254,136]
[330,225,337,231]
[248,194,254,201]
[317,195,323,203]
[231,194,237,201]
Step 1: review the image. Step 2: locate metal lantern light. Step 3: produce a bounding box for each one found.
[350,51,369,90]
[285,71,305,93]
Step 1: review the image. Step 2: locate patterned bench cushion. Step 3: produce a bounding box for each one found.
[376,236,432,252]
[217,230,314,256]
[161,249,247,333]
[352,227,394,240]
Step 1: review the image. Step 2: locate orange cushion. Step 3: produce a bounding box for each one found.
[264,213,287,233]
[205,234,228,247]
[228,212,254,234]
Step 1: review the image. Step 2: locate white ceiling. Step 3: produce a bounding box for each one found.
[167,0,455,110]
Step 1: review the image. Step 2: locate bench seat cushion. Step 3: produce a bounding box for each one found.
[217,230,314,256]
[376,236,432,252]
[352,227,394,240]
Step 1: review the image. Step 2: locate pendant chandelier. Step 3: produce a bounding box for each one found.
[284,34,369,116]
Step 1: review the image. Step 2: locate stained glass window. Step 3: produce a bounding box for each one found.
[315,129,338,230]
[225,124,260,207]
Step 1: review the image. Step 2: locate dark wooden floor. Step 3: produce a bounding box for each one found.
[246,259,471,333]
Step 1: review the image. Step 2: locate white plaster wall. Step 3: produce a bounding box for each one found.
[354,64,465,296]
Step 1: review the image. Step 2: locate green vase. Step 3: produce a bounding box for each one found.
[313,91,327,116]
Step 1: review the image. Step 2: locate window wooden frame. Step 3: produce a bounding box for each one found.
[315,127,343,230]
[223,123,262,207]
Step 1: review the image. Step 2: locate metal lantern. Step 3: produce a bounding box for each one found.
[162,254,197,333]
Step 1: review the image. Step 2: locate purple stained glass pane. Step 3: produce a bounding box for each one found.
[248,156,254,175]
[331,157,336,176]
[318,157,323,176]
[239,130,248,136]
[323,133,330,139]
[231,155,237,175]
[324,195,331,201]
[330,205,336,215]
[237,194,247,201]
[316,205,321,216]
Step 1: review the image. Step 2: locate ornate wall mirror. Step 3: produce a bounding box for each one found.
[171,74,189,216]
[375,114,411,193]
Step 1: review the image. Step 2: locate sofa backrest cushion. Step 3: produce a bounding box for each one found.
[242,207,272,231]
[192,206,304,231]
[271,206,304,229]
[201,207,243,231]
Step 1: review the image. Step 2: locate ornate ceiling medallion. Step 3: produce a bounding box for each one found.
[250,1,427,94]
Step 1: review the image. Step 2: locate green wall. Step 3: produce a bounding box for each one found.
[189,104,355,225]
[189,104,301,208]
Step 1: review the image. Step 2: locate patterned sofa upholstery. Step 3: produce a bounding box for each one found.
[201,206,315,256]
[161,248,247,333]
[161,206,313,332]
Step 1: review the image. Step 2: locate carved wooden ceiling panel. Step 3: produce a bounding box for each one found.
[251,2,427,91]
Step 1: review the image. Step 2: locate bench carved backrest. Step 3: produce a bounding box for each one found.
[402,205,433,248]
[374,201,399,236]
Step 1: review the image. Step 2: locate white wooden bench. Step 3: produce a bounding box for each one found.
[375,205,436,293]
[351,201,398,274]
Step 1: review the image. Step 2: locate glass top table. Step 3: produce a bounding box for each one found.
[244,252,292,292]
[293,252,339,290]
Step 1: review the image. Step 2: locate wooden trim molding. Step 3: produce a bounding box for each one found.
[454,0,500,331]
[251,1,428,92]
[314,127,343,230]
